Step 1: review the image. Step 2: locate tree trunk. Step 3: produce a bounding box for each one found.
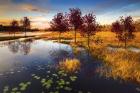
[124,33,127,49]
[25,30,27,37]
[14,32,15,37]
[59,32,61,42]
[125,39,127,49]
[9,31,10,36]
[24,27,27,37]
[87,34,90,62]
[74,28,77,44]
[87,34,90,48]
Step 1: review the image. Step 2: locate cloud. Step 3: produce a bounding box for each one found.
[30,16,50,29]
[93,0,140,14]
[0,0,48,16]
[20,4,48,13]
[0,0,49,28]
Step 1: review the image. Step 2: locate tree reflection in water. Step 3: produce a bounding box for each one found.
[8,41,20,54]
[7,39,33,55]
[49,43,73,62]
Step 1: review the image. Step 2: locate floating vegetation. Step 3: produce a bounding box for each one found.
[10,71,14,74]
[3,82,31,93]
[3,58,80,93]
[34,76,41,80]
[3,86,9,93]
[70,76,77,82]
[64,86,72,91]
[17,70,21,73]
[30,63,79,93]
[41,78,53,89]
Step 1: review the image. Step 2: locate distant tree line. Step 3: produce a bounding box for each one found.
[0,17,39,37]
[0,8,137,48]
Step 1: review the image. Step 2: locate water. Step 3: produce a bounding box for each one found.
[0,39,139,93]
[107,46,140,53]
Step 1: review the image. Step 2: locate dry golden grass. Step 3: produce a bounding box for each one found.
[41,30,140,83]
[95,31,140,48]
[96,49,140,83]
[85,41,140,83]
[59,59,81,73]
[67,31,140,83]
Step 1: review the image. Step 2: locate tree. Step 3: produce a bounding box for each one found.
[50,13,69,42]
[10,20,19,37]
[112,16,135,48]
[80,13,98,48]
[69,8,83,43]
[21,17,31,37]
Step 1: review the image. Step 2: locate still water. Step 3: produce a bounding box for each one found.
[0,39,139,93]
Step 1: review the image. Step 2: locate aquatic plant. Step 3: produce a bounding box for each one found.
[3,82,31,93]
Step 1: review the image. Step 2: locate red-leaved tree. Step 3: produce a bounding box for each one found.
[81,13,98,48]
[112,16,135,48]
[50,13,69,42]
[21,17,31,37]
[69,8,83,43]
[10,20,19,37]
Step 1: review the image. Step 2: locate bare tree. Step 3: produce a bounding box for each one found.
[69,8,83,43]
[21,17,31,37]
[112,16,135,48]
[50,13,69,42]
[10,20,19,37]
[80,13,98,48]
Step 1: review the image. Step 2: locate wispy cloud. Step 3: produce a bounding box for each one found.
[20,4,48,13]
[0,0,48,16]
[93,0,140,14]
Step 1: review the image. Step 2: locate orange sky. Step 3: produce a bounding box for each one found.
[0,0,140,29]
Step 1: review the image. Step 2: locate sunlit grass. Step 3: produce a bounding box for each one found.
[96,49,140,83]
[63,31,140,83]
[2,30,140,84]
[59,59,81,73]
[86,43,140,83]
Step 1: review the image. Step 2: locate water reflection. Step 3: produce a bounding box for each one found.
[0,39,139,93]
[8,41,20,54]
[19,39,32,55]
[7,39,33,55]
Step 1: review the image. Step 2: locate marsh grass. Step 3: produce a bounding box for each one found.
[89,44,140,83]
[63,31,140,83]
[2,31,140,84]
[59,59,81,73]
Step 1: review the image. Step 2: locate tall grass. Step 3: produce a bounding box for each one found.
[89,45,140,83]
[59,59,81,73]
[44,31,140,83]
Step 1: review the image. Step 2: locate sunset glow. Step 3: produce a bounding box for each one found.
[0,0,140,29]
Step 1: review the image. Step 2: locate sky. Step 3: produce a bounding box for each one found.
[0,0,140,29]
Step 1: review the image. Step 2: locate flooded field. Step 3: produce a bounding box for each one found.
[0,39,140,93]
